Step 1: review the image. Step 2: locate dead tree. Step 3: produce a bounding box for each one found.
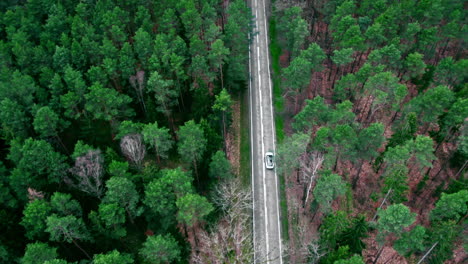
[66,150,104,198]
[129,70,147,115]
[120,133,146,170]
[300,151,324,208]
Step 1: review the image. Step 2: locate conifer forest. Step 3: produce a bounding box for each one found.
[0,0,466,264]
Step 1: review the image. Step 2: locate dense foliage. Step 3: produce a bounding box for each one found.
[0,0,251,262]
[273,0,466,263]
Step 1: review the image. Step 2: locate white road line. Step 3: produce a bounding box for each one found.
[257,44,270,261]
[261,0,283,262]
[249,35,256,263]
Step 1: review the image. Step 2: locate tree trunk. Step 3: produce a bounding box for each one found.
[125,206,135,224]
[331,66,340,88]
[417,242,439,264]
[372,189,392,222]
[372,245,384,264]
[193,160,200,186]
[72,239,91,259]
[352,160,365,189]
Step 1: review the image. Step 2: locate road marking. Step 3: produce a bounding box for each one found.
[261,0,283,262]
[257,43,270,261]
[248,32,257,263]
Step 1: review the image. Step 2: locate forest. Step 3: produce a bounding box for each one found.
[0,0,466,264]
[271,0,467,263]
[0,0,252,263]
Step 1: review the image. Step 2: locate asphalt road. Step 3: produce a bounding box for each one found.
[249,0,283,263]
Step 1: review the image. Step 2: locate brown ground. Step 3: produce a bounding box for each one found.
[276,10,466,264]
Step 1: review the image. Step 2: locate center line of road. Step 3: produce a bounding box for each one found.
[261,0,283,262]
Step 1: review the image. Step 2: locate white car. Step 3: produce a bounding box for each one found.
[265,152,275,169]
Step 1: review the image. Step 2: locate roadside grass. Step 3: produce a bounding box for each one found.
[239,91,251,188]
[269,17,289,244]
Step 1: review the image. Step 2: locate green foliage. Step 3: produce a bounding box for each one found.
[103,176,142,221]
[21,242,57,264]
[333,255,364,264]
[142,122,173,162]
[313,173,347,214]
[140,234,181,264]
[376,204,416,245]
[320,211,350,250]
[20,199,52,240]
[85,82,134,122]
[382,165,409,203]
[430,190,468,222]
[208,150,233,180]
[144,167,193,230]
[394,225,426,256]
[93,250,134,264]
[176,193,214,227]
[50,192,82,217]
[0,98,30,140]
[338,216,368,254]
[277,133,310,175]
[177,120,207,166]
[46,214,92,243]
[8,138,67,199]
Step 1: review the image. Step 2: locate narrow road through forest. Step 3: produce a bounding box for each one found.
[249,0,283,263]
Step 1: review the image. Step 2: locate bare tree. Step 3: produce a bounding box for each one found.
[120,133,146,170]
[299,151,324,208]
[191,178,286,264]
[129,70,146,115]
[27,188,45,201]
[66,150,104,198]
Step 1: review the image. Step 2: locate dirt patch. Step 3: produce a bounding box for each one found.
[226,98,241,176]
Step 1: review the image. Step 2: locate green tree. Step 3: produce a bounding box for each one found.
[223,0,251,86]
[331,48,354,85]
[8,138,67,200]
[319,210,350,250]
[313,173,347,215]
[276,133,310,175]
[142,121,173,163]
[0,98,30,140]
[393,225,426,256]
[20,199,52,240]
[333,255,364,264]
[430,190,468,222]
[338,216,369,254]
[93,250,134,264]
[103,176,142,223]
[177,120,207,180]
[362,72,407,122]
[329,124,357,171]
[144,168,193,230]
[402,52,426,81]
[208,39,230,89]
[376,204,415,245]
[21,242,57,264]
[382,165,409,204]
[208,150,233,181]
[115,120,144,140]
[279,6,308,57]
[353,123,385,186]
[212,88,233,141]
[89,202,126,239]
[292,96,331,132]
[84,82,134,128]
[176,193,214,227]
[405,85,455,128]
[46,214,92,259]
[50,192,82,217]
[146,71,177,126]
[139,234,181,264]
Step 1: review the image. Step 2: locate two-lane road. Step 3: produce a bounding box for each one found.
[249,0,283,263]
